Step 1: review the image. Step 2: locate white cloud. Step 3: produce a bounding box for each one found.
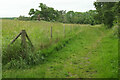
[0,0,96,17]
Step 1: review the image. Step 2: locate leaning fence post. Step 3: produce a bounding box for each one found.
[21,30,27,58]
[51,26,52,39]
[8,32,22,47]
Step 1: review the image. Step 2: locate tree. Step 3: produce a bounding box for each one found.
[66,11,75,23]
[18,16,30,21]
[113,2,120,23]
[94,2,116,28]
[28,8,35,16]
[27,3,99,25]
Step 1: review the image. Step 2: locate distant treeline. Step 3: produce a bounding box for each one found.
[18,2,120,28]
[18,3,99,25]
[1,17,17,20]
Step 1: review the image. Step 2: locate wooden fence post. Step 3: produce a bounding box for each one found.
[63,24,65,37]
[51,26,52,39]
[70,25,73,35]
[21,30,27,58]
[71,26,72,32]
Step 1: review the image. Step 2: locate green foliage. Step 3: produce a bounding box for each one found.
[28,8,35,16]
[65,10,98,25]
[94,2,120,28]
[57,10,66,23]
[28,3,98,25]
[115,2,120,16]
[66,11,75,23]
[18,16,31,21]
[28,3,59,21]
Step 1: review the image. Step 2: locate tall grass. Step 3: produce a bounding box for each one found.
[2,19,88,69]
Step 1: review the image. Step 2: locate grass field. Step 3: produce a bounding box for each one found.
[2,19,118,78]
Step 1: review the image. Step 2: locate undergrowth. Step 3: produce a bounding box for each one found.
[2,27,79,69]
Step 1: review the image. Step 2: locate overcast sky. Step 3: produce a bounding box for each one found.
[0,0,96,17]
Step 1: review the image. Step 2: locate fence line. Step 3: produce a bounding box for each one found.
[8,24,79,57]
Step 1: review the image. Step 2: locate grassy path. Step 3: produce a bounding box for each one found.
[3,26,118,78]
